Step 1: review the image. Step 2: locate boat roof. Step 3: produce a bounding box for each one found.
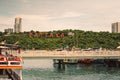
[0,46,8,49]
[0,44,20,49]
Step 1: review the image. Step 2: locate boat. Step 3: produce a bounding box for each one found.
[78,59,93,64]
[0,44,23,80]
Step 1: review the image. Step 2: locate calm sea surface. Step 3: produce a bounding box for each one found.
[22,59,120,80]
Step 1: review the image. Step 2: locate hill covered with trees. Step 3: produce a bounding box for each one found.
[0,30,120,50]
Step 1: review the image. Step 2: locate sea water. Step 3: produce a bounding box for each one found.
[22,59,120,80]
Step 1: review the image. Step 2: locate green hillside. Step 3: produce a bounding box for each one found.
[1,30,120,50]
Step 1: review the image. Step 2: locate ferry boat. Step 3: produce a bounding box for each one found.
[0,44,22,80]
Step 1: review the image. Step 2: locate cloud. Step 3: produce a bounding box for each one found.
[1,0,120,32]
[0,16,14,31]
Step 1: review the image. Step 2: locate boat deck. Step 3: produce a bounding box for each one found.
[0,78,11,80]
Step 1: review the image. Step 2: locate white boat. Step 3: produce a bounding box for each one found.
[0,44,23,80]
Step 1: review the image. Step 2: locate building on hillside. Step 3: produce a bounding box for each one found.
[14,17,22,33]
[112,22,120,33]
[4,28,13,34]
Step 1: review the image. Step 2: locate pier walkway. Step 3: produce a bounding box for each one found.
[21,50,120,59]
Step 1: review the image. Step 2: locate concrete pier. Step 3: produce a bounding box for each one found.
[21,50,120,60]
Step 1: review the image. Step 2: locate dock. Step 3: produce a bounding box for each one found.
[21,50,120,69]
[21,50,120,59]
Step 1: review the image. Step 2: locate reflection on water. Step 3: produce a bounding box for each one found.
[23,59,120,80]
[23,59,53,69]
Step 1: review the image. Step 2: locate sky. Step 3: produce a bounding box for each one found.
[0,0,120,32]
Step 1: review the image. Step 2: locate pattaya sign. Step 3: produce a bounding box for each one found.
[29,32,65,38]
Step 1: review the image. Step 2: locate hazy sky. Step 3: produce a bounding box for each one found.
[0,0,120,32]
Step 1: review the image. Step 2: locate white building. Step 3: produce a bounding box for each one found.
[112,22,120,33]
[14,17,22,33]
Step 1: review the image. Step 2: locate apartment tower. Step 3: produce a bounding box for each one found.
[112,22,120,33]
[14,17,22,33]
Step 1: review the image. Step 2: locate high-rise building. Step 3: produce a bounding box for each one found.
[14,17,22,33]
[112,22,120,33]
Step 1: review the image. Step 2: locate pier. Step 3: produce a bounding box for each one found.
[21,50,120,59]
[21,50,120,69]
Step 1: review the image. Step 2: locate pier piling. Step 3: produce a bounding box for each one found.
[58,59,65,69]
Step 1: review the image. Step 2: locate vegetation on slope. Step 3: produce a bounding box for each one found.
[1,30,120,50]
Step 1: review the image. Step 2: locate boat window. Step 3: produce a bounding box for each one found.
[8,57,14,61]
[10,62,20,65]
[0,62,8,65]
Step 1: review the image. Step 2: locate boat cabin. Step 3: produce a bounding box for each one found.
[0,44,22,69]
